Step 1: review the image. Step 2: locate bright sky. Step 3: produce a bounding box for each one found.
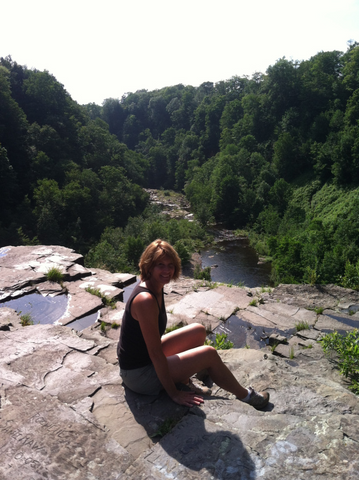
[1,0,359,105]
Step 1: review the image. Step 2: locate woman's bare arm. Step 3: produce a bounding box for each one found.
[131,292,203,406]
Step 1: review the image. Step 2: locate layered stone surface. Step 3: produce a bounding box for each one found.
[1,246,359,479]
[0,245,136,328]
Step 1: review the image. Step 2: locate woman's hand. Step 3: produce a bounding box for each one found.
[170,390,204,407]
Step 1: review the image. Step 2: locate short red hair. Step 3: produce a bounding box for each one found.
[139,239,181,281]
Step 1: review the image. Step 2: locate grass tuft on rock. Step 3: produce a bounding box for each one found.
[46,267,64,284]
[20,312,33,327]
[295,321,310,332]
[85,286,116,308]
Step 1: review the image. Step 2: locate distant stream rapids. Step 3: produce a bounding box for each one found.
[149,190,272,288]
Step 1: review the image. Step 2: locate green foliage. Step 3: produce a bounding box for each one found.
[46,267,64,284]
[174,240,190,265]
[339,260,359,290]
[85,210,209,274]
[194,265,212,281]
[206,333,234,350]
[319,330,359,394]
[302,265,320,285]
[17,227,39,246]
[20,313,33,327]
[249,299,258,307]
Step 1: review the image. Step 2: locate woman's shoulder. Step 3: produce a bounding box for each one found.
[132,284,157,306]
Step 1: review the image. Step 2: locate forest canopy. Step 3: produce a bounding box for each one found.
[1,43,359,286]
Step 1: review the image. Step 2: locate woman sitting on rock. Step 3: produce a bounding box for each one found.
[118,239,269,409]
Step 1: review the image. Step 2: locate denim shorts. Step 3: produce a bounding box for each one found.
[120,364,163,396]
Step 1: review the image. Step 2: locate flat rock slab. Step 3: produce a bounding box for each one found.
[0,267,44,300]
[164,278,200,307]
[99,303,126,326]
[73,276,124,302]
[113,273,137,287]
[0,325,95,361]
[91,269,137,288]
[170,287,247,322]
[58,281,103,325]
[315,311,359,332]
[42,350,120,405]
[65,262,93,281]
[0,324,133,478]
[246,304,313,330]
[260,302,317,324]
[268,283,359,310]
[213,285,253,309]
[297,328,322,341]
[0,245,84,275]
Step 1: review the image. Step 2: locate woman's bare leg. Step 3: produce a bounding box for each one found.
[167,345,248,399]
[161,323,206,357]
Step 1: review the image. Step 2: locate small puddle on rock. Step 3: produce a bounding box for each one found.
[66,311,100,331]
[1,279,140,332]
[0,292,68,325]
[209,314,296,349]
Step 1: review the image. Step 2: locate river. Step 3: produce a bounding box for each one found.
[200,237,272,287]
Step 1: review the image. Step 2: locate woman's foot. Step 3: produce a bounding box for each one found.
[240,386,270,410]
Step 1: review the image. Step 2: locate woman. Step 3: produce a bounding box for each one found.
[118,239,269,409]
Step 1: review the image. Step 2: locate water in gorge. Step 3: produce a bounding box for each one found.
[200,235,274,348]
[201,237,272,287]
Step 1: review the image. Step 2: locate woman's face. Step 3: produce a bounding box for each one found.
[150,255,175,285]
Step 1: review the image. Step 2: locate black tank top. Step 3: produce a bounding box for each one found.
[117,284,167,369]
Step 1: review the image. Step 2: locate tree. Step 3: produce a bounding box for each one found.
[98,166,148,229]
[272,133,299,181]
[101,98,126,139]
[268,179,292,215]
[0,145,18,221]
[264,57,300,119]
[0,66,30,193]
[22,70,70,128]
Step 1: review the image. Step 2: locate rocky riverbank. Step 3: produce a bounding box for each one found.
[1,245,359,479]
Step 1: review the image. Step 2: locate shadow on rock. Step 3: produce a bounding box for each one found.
[123,385,189,438]
[146,412,256,479]
[124,387,256,479]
